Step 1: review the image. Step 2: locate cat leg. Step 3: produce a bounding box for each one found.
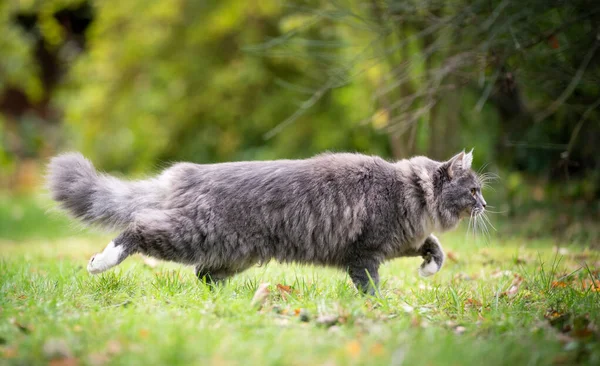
[87,231,138,274]
[194,266,237,286]
[417,234,445,277]
[347,258,381,295]
[194,262,255,287]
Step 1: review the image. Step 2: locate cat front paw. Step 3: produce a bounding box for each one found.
[418,259,440,277]
[87,254,103,274]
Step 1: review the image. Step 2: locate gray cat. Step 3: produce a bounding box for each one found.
[47,150,487,294]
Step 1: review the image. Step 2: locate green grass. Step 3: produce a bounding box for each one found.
[1,199,600,365]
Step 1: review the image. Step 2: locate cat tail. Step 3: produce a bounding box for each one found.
[46,152,165,230]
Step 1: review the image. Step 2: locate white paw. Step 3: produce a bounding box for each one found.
[87,241,123,275]
[87,254,104,275]
[418,260,439,277]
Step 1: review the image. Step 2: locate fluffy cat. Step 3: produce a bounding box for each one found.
[47,150,487,294]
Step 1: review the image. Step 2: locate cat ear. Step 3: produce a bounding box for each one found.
[462,148,474,170]
[444,151,465,179]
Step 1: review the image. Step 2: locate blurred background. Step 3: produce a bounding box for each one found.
[0,0,598,245]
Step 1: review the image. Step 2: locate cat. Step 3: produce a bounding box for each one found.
[47,150,487,294]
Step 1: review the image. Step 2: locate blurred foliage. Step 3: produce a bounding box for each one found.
[0,0,599,232]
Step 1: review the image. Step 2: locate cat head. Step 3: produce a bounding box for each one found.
[436,150,487,228]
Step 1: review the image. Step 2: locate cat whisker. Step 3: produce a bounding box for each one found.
[477,214,491,243]
[481,211,497,231]
[483,209,507,214]
[466,210,474,241]
[477,163,491,175]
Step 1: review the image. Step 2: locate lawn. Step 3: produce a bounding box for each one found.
[1,196,599,365]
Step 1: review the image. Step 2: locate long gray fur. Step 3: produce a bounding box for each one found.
[47,151,487,293]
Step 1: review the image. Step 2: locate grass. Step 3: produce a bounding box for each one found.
[1,196,600,365]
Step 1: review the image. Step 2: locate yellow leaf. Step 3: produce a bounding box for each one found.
[346,340,361,357]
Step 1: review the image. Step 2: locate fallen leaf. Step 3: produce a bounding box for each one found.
[293,308,301,316]
[553,247,569,256]
[400,304,414,313]
[454,326,467,335]
[345,340,361,357]
[446,251,459,262]
[491,270,512,278]
[276,284,292,300]
[328,325,341,333]
[552,353,572,365]
[316,315,339,327]
[44,338,73,359]
[555,333,574,344]
[88,352,110,366]
[410,316,422,328]
[453,273,472,281]
[106,340,122,355]
[465,298,482,308]
[49,358,78,366]
[548,34,559,49]
[139,329,150,338]
[2,346,18,358]
[502,285,520,298]
[552,281,568,288]
[370,343,385,356]
[276,284,291,293]
[274,318,290,326]
[250,283,270,307]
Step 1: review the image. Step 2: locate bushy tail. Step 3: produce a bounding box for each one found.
[46,152,164,230]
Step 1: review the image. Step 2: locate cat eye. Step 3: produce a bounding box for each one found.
[470,188,477,196]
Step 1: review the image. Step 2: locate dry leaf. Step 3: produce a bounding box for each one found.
[316,315,339,327]
[328,325,341,333]
[276,284,292,300]
[2,346,18,359]
[49,358,78,366]
[276,284,291,293]
[552,281,568,288]
[446,251,459,263]
[88,352,110,366]
[400,304,414,313]
[548,35,560,49]
[106,340,122,355]
[454,326,467,335]
[370,343,385,356]
[139,329,150,338]
[503,285,520,298]
[43,338,73,359]
[514,257,527,265]
[250,283,270,307]
[491,270,512,278]
[465,298,482,308]
[345,340,361,357]
[410,316,422,328]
